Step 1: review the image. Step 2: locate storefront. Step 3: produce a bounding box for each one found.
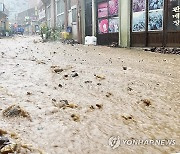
[96,0,119,45]
[131,0,180,47]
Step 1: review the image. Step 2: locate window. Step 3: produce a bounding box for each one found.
[56,0,65,28]
[46,4,51,27]
[72,8,77,22]
[57,0,65,15]
[68,0,71,10]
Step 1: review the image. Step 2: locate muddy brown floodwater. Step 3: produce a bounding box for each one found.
[0,36,180,154]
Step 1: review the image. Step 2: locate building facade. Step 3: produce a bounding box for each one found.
[41,0,180,47]
[82,0,180,47]
[0,2,9,36]
[17,7,39,35]
[41,0,82,42]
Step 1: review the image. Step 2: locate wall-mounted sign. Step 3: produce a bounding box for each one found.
[172,6,180,26]
[168,0,180,30]
[109,0,118,16]
[98,2,108,18]
[98,18,108,33]
[39,10,45,20]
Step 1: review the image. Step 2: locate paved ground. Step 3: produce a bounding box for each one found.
[0,36,179,154]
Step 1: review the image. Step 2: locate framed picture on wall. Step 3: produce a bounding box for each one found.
[98,2,108,18]
[109,0,119,16]
[98,18,109,34]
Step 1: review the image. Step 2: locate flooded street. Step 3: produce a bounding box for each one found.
[0,36,180,153]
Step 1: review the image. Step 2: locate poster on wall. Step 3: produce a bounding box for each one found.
[132,12,146,32]
[148,9,163,31]
[109,0,118,16]
[149,0,163,10]
[132,0,146,32]
[98,2,108,18]
[98,19,108,34]
[148,0,164,31]
[109,17,119,33]
[133,0,146,12]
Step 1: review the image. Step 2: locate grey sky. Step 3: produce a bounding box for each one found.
[1,0,40,22]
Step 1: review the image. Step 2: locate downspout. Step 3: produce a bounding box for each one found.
[118,0,121,46]
[51,0,56,29]
[64,0,68,30]
[79,0,83,43]
[77,0,82,43]
[92,0,96,36]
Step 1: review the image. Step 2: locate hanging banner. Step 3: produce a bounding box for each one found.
[132,0,146,32]
[109,0,118,16]
[98,2,108,18]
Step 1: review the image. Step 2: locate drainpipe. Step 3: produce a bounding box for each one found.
[118,0,121,46]
[80,0,85,44]
[92,0,96,36]
[64,0,68,30]
[77,0,82,43]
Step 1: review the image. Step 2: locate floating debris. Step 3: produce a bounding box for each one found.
[96,104,103,109]
[121,115,135,125]
[106,92,113,98]
[26,92,32,95]
[0,129,43,154]
[72,73,79,78]
[141,99,152,107]
[144,47,180,55]
[123,66,127,70]
[71,114,80,122]
[3,105,31,120]
[84,81,92,84]
[94,74,106,80]
[52,100,78,109]
[0,136,10,149]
